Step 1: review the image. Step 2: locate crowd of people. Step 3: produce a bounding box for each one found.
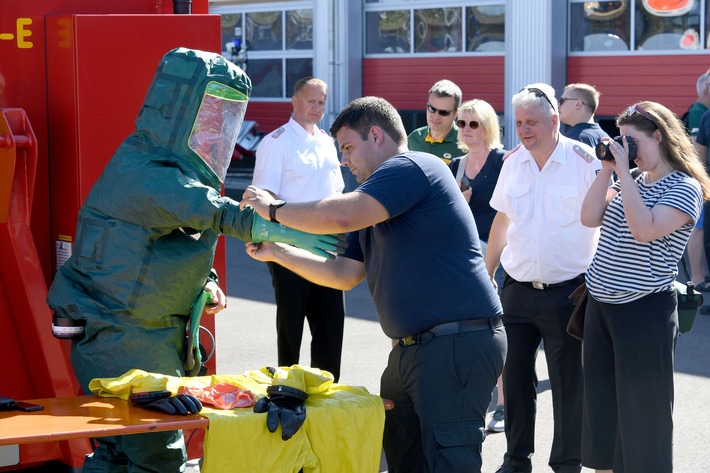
[48,46,709,473]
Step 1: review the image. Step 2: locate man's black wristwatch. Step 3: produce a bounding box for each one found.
[269,200,286,223]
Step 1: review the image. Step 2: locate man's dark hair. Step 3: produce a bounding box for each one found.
[330,96,407,145]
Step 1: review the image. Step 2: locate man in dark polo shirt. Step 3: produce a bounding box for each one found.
[243,96,506,473]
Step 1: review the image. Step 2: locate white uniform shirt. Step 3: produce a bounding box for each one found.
[489,135,601,284]
[252,117,344,202]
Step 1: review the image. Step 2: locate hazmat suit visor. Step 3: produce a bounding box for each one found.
[188,81,248,183]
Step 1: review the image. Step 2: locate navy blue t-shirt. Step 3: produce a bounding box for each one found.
[342,152,502,339]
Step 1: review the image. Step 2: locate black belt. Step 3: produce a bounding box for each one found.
[516,274,584,291]
[399,317,502,347]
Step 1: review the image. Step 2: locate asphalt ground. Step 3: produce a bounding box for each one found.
[186,170,710,472]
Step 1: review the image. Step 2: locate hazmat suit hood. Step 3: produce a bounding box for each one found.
[133,47,251,189]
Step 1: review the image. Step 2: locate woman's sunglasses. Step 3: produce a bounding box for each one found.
[626,103,656,124]
[427,104,456,117]
[457,120,480,129]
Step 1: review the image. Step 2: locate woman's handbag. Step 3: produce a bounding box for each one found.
[566,281,588,341]
[676,254,703,334]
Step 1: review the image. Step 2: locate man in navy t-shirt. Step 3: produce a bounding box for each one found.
[242,96,507,473]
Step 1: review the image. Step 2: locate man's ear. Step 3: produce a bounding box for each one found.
[370,126,382,144]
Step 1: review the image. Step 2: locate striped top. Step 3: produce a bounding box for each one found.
[586,170,702,304]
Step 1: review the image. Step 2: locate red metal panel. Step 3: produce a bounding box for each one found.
[568,55,710,118]
[363,56,506,112]
[245,102,293,135]
[0,107,92,469]
[46,14,222,253]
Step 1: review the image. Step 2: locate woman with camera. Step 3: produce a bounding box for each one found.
[447,98,507,433]
[580,101,710,473]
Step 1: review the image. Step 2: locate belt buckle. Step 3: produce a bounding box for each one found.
[532,281,546,290]
[399,335,417,346]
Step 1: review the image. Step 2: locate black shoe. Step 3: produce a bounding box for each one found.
[700,305,710,315]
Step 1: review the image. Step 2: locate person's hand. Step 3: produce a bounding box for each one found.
[611,137,632,174]
[240,185,273,220]
[489,275,498,292]
[245,241,277,262]
[203,280,227,314]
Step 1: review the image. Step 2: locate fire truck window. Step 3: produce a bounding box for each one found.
[366,10,411,54]
[466,6,505,52]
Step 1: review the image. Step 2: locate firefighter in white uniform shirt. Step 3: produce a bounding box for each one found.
[485,83,601,473]
[251,77,346,380]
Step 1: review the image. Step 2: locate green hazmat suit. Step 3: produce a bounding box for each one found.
[45,47,330,473]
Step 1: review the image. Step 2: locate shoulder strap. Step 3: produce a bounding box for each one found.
[455,156,467,184]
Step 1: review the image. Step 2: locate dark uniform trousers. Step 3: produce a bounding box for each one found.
[500,276,583,473]
[581,291,675,473]
[380,323,507,473]
[267,262,345,381]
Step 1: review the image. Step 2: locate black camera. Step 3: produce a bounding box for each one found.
[595,136,637,161]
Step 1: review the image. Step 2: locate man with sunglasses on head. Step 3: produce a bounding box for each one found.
[408,79,462,163]
[558,83,609,148]
[486,83,601,473]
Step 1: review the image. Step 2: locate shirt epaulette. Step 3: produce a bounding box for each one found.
[572,144,595,163]
[271,127,285,138]
[503,144,522,160]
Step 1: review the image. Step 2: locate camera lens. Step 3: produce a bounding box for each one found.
[595,141,612,161]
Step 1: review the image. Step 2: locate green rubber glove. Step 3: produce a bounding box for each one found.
[251,212,347,259]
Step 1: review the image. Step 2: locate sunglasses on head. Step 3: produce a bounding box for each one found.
[626,103,656,125]
[457,120,480,129]
[521,87,556,111]
[427,104,456,117]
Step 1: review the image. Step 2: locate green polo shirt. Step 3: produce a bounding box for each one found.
[688,101,708,137]
[407,125,461,163]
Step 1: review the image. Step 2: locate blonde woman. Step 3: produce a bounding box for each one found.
[448,99,505,244]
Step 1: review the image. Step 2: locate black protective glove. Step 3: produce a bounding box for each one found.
[130,391,202,415]
[253,385,308,440]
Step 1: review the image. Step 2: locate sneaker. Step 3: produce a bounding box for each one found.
[487,406,505,433]
[694,280,710,292]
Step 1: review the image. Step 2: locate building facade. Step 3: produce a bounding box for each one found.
[209,0,710,148]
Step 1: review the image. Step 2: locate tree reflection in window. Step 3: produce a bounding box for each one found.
[414,8,462,52]
[366,10,411,54]
[466,6,505,52]
[287,10,313,50]
[245,11,282,51]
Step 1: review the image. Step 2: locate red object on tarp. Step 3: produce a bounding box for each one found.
[178,383,257,410]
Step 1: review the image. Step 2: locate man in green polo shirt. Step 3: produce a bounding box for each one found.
[407,79,462,164]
